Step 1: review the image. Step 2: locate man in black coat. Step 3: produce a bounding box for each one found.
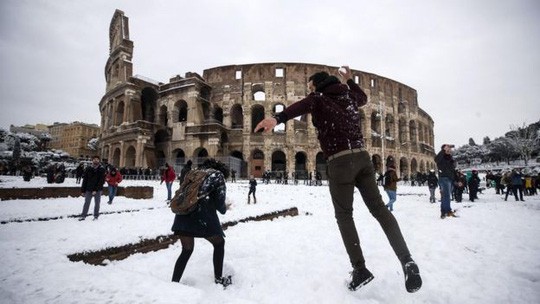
[79,156,106,220]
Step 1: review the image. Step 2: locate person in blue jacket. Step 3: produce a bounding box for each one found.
[171,158,232,287]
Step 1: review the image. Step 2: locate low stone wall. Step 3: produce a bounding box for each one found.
[0,186,153,200]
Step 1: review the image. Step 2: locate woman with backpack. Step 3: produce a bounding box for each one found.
[171,158,232,287]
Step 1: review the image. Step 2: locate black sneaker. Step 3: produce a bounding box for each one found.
[215,275,232,288]
[403,260,422,293]
[348,267,374,291]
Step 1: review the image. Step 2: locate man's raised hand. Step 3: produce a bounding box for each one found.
[254,118,277,133]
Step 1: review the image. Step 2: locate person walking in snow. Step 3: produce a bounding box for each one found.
[468,170,481,202]
[435,144,458,218]
[105,167,123,205]
[178,160,192,185]
[248,175,257,204]
[255,66,422,293]
[161,163,176,201]
[79,156,106,220]
[453,171,467,203]
[427,170,439,203]
[383,164,398,211]
[510,169,525,201]
[75,163,84,184]
[171,159,232,287]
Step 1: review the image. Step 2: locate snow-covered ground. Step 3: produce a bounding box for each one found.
[0,175,539,304]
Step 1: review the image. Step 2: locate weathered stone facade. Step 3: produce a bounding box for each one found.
[99,10,436,179]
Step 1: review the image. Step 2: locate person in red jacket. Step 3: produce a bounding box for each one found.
[161,163,176,201]
[105,167,123,205]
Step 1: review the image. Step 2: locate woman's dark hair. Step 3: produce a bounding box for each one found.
[200,158,230,179]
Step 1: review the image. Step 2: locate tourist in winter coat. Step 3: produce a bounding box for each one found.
[171,159,231,287]
[467,170,481,202]
[502,171,514,200]
[248,176,257,204]
[105,167,123,205]
[454,171,467,203]
[383,165,399,211]
[435,144,458,218]
[178,160,192,185]
[510,169,525,201]
[75,163,85,184]
[254,66,421,293]
[161,163,176,201]
[79,156,106,220]
[427,170,439,203]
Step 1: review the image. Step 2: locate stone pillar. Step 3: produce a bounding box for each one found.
[136,136,147,167]
[119,141,125,168]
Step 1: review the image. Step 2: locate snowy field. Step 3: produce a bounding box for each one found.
[0,175,539,304]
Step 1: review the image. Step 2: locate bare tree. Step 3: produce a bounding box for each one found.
[506,123,539,166]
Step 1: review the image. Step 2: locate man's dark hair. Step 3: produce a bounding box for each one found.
[200,158,230,179]
[92,155,100,160]
[309,72,330,87]
[309,71,340,92]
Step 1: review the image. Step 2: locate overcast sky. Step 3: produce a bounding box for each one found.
[1,0,539,149]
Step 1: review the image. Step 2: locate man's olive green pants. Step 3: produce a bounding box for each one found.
[327,150,411,269]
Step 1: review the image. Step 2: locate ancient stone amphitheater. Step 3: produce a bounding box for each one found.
[99,10,436,179]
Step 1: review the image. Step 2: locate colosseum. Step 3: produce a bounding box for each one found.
[99,9,436,179]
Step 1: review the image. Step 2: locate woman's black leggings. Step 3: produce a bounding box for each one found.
[171,235,225,282]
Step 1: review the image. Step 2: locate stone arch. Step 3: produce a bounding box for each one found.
[409,120,417,143]
[400,157,409,178]
[141,87,158,123]
[418,122,425,143]
[372,154,383,173]
[173,149,185,165]
[112,148,121,167]
[159,105,168,126]
[154,129,170,144]
[410,158,418,174]
[156,150,166,167]
[175,100,188,123]
[107,102,113,129]
[271,150,286,172]
[273,103,286,133]
[200,87,211,101]
[231,150,244,159]
[399,117,408,144]
[398,101,407,114]
[315,152,327,179]
[359,109,366,134]
[214,106,224,124]
[252,83,266,101]
[251,149,264,178]
[371,110,382,147]
[230,104,243,129]
[385,113,395,139]
[294,151,307,175]
[115,101,125,126]
[251,104,265,133]
[102,146,110,164]
[193,147,209,167]
[419,160,426,173]
[125,146,136,168]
